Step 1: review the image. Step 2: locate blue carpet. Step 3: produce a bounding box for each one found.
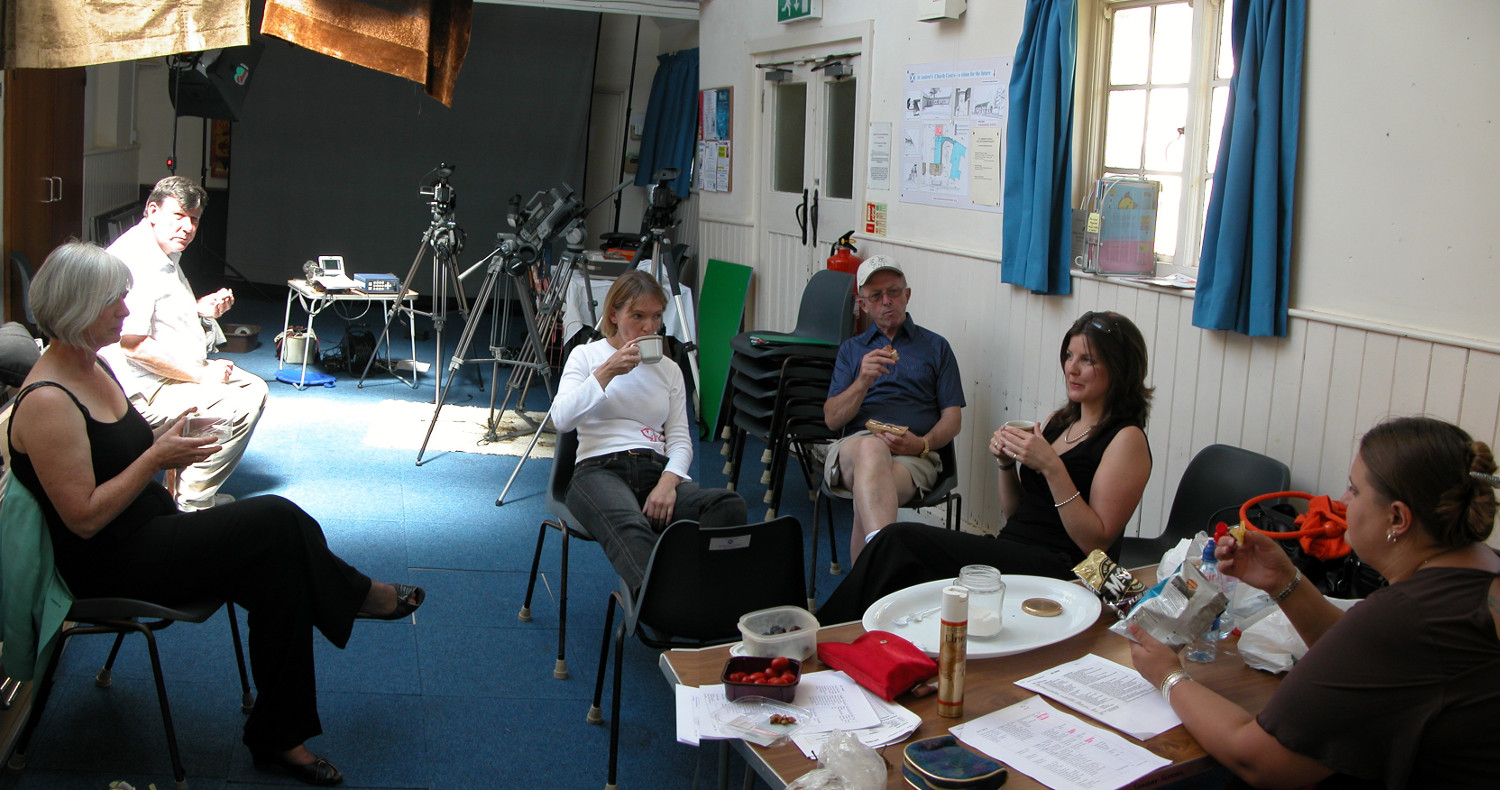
[2,287,848,789]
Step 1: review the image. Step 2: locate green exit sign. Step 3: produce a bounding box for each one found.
[778,0,823,23]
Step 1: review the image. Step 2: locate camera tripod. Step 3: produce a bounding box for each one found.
[414,232,594,466]
[358,166,472,401]
[494,230,699,506]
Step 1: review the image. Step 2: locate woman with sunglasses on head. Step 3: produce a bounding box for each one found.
[1128,417,1500,789]
[817,311,1153,622]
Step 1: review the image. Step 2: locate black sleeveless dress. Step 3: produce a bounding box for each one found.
[7,372,370,751]
[817,419,1147,624]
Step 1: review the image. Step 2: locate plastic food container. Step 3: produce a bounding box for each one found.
[721,656,802,702]
[711,696,812,747]
[737,605,819,660]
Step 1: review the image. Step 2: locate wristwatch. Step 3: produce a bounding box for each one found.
[919,435,931,459]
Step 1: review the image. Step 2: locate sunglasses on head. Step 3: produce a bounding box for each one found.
[1084,312,1118,334]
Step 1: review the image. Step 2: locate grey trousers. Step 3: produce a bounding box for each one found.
[566,450,747,590]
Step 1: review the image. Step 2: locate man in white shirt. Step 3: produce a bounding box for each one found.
[101,176,268,511]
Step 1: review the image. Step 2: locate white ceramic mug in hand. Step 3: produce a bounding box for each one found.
[1003,419,1036,432]
[636,335,664,364]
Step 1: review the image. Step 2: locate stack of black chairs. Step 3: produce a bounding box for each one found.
[718,269,856,518]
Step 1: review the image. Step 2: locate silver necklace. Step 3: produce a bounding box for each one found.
[1064,423,1095,443]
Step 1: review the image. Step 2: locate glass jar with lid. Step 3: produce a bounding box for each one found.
[954,565,1005,638]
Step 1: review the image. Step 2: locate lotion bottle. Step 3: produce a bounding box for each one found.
[937,585,968,718]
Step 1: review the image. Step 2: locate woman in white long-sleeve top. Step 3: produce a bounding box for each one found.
[550,270,746,590]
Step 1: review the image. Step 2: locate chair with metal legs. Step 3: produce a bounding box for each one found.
[587,517,807,789]
[8,598,253,790]
[807,441,962,611]
[518,429,597,679]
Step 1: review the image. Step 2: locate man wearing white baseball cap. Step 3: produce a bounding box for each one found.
[823,254,965,562]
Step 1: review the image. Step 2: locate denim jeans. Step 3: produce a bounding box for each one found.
[566,450,747,590]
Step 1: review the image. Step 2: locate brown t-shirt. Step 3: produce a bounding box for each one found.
[1257,567,1500,789]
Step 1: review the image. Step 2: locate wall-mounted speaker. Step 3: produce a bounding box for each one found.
[171,42,266,121]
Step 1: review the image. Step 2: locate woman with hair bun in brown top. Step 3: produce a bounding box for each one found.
[1130,416,1500,789]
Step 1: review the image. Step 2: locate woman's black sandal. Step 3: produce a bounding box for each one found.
[357,584,425,620]
[250,747,344,786]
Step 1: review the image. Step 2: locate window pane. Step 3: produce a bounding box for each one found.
[1217,0,1237,80]
[1154,174,1181,258]
[1104,89,1146,171]
[824,78,856,199]
[1152,2,1194,84]
[772,83,807,193]
[1110,6,1151,85]
[1207,86,1229,174]
[1144,87,1188,172]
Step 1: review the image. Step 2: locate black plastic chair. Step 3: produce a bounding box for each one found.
[726,269,855,360]
[9,252,37,336]
[1119,444,1291,568]
[588,516,807,789]
[808,441,963,611]
[9,598,253,790]
[518,429,596,680]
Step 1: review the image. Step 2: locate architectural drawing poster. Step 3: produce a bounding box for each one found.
[900,58,1011,213]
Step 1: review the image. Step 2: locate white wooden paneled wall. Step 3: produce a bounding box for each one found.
[700,219,1500,543]
[81,147,141,242]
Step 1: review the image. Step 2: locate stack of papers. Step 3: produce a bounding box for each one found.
[952,697,1170,790]
[675,670,921,759]
[679,654,1188,790]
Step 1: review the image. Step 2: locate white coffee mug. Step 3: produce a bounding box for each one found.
[635,335,664,364]
[1003,419,1036,433]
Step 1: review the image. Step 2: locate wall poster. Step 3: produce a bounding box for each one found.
[697,86,732,192]
[899,58,1011,213]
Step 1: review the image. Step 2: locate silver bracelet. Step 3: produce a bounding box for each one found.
[1272,569,1303,603]
[1159,669,1191,704]
[1053,491,1081,508]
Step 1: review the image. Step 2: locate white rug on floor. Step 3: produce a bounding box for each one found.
[363,399,556,458]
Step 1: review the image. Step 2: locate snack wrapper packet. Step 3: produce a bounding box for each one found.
[1110,557,1228,648]
[1073,549,1147,618]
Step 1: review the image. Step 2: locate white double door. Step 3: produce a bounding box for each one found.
[757,45,866,283]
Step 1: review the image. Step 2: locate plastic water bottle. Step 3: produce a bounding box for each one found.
[1185,541,1222,663]
[1207,526,1238,639]
[1185,623,1219,663]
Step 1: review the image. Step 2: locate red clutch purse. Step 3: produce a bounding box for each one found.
[817,630,938,701]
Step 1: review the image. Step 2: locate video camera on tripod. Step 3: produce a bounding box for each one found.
[644,167,682,232]
[496,184,582,275]
[420,163,457,210]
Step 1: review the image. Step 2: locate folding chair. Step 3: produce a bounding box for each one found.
[588,516,807,789]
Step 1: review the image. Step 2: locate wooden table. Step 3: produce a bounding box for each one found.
[661,575,1282,789]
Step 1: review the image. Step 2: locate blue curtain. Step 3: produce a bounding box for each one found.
[1192,0,1306,337]
[635,48,699,198]
[1002,0,1077,295]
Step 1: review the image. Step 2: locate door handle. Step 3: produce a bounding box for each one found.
[810,189,820,248]
[794,189,808,245]
[51,176,63,203]
[40,177,53,203]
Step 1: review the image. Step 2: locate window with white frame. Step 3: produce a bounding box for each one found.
[1082,0,1235,272]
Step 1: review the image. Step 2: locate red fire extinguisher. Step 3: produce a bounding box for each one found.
[827,230,861,275]
[828,231,865,331]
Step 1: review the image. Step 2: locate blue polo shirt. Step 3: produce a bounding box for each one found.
[828,314,965,436]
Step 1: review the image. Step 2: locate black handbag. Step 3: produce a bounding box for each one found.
[1241,500,1386,598]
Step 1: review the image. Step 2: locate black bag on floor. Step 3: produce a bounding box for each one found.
[337,325,377,373]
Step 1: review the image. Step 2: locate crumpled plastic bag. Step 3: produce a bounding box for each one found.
[785,729,887,790]
[1237,597,1361,673]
